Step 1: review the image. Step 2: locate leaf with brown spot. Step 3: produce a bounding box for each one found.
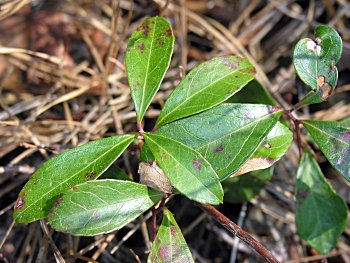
[149,104,283,180]
[293,26,342,104]
[48,180,162,236]
[156,56,255,127]
[126,17,174,123]
[303,120,350,181]
[231,121,292,176]
[143,133,223,204]
[13,135,135,223]
[148,209,194,263]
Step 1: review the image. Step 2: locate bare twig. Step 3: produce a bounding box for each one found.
[197,203,279,263]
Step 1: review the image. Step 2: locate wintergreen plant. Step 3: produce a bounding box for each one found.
[13,17,348,261]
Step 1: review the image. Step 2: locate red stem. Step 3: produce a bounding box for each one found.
[137,122,144,133]
[151,194,169,240]
[198,203,280,263]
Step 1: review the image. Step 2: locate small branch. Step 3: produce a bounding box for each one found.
[284,109,303,158]
[151,194,169,240]
[137,122,144,133]
[197,203,280,263]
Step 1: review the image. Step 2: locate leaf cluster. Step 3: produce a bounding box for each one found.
[13,17,349,260]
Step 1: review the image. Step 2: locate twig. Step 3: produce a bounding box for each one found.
[151,194,169,240]
[197,203,279,263]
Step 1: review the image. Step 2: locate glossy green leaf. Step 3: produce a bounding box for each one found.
[48,180,162,236]
[148,209,194,263]
[100,163,131,181]
[156,56,255,127]
[152,104,282,180]
[143,133,223,204]
[223,167,273,204]
[125,17,174,122]
[227,79,277,105]
[293,26,342,104]
[303,120,350,181]
[13,135,135,223]
[232,121,292,176]
[295,152,347,255]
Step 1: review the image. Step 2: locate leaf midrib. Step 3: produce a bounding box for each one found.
[16,136,133,220]
[50,190,162,223]
[157,60,253,126]
[304,121,350,145]
[138,19,158,120]
[195,111,279,151]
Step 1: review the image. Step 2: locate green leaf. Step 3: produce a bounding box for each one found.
[48,180,162,236]
[156,56,255,127]
[148,209,194,263]
[13,135,135,223]
[295,152,347,255]
[293,26,342,104]
[153,103,282,180]
[303,120,350,181]
[143,133,223,204]
[223,167,273,203]
[100,163,131,181]
[125,17,174,122]
[340,117,350,127]
[227,79,277,105]
[232,121,292,176]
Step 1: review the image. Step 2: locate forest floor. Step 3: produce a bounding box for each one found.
[0,0,350,262]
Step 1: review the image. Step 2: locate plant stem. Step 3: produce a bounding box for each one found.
[137,122,144,133]
[197,203,280,263]
[151,194,169,240]
[284,109,303,158]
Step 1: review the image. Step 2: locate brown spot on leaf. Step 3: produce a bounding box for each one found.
[72,185,78,191]
[192,160,202,170]
[14,197,25,210]
[240,68,256,74]
[263,143,272,149]
[85,171,96,179]
[317,75,333,100]
[317,75,326,86]
[142,24,152,36]
[137,43,145,52]
[55,197,63,206]
[215,145,224,153]
[156,38,165,46]
[320,83,332,100]
[170,225,177,235]
[166,28,172,37]
[159,245,171,260]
